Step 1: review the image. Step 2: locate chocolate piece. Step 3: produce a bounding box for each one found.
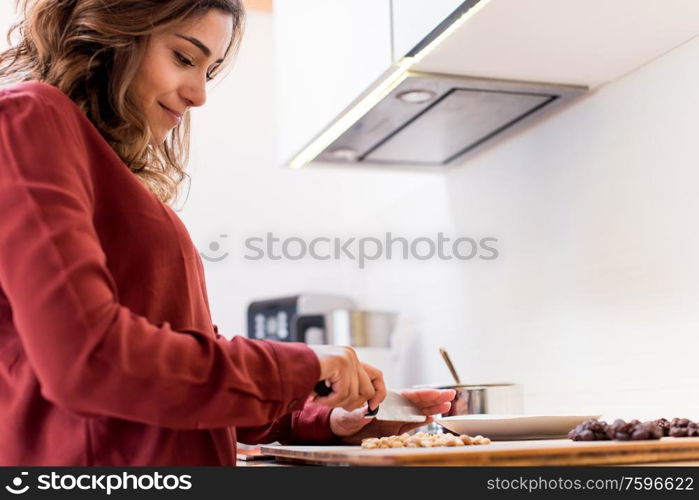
[569,418,663,441]
[653,418,671,436]
[670,426,688,437]
[664,417,699,438]
[568,419,611,441]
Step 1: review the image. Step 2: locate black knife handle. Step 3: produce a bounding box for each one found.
[314,381,332,396]
[365,405,379,417]
[313,381,380,416]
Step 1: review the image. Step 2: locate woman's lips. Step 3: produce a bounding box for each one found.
[158,102,181,126]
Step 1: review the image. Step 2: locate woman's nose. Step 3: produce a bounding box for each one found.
[180,79,206,108]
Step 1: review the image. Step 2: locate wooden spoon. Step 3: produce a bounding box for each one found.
[439,347,462,385]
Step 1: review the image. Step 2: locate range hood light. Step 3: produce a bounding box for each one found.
[289,59,412,169]
[397,89,436,104]
[328,148,358,161]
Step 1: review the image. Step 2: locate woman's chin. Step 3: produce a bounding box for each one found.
[149,130,168,146]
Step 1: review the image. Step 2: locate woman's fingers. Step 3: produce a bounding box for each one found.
[417,401,452,416]
[310,345,363,408]
[322,372,350,408]
[337,350,363,410]
[397,389,455,415]
[308,344,388,411]
[347,367,371,411]
[361,363,385,411]
[401,389,456,408]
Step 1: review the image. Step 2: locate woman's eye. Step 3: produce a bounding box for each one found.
[175,50,215,82]
[206,66,221,83]
[174,51,194,67]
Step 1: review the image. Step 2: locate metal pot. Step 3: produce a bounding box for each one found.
[434,383,524,416]
[291,309,397,347]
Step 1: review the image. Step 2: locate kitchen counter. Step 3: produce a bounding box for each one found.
[236,457,699,467]
[255,439,699,467]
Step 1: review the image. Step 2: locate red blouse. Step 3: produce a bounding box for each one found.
[0,81,337,466]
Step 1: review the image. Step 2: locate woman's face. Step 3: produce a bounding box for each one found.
[131,10,233,145]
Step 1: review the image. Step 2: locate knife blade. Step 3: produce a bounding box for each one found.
[313,382,426,422]
[368,390,427,422]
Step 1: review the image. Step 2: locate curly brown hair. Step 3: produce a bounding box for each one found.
[0,0,245,205]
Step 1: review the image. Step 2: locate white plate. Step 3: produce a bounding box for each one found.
[436,414,601,440]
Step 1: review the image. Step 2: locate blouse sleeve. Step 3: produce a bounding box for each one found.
[0,85,320,430]
[236,397,342,445]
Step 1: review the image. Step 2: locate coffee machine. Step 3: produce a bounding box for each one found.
[246,294,356,341]
[291,309,396,347]
[246,294,399,386]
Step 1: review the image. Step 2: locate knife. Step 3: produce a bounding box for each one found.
[313,382,426,422]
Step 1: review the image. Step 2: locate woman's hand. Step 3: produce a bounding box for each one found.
[308,345,386,411]
[329,389,456,445]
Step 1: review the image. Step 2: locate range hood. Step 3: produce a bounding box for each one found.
[286,0,590,169]
[316,72,585,167]
[284,0,699,169]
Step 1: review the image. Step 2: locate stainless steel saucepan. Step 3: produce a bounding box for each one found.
[433,347,523,415]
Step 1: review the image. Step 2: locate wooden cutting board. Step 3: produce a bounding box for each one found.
[260,438,699,466]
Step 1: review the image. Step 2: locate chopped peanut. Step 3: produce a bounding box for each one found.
[361,432,491,449]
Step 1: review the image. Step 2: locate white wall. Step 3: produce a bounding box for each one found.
[0,3,16,52]
[339,35,699,420]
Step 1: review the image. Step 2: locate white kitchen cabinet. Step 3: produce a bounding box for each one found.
[390,0,464,58]
[274,0,393,165]
[273,0,466,165]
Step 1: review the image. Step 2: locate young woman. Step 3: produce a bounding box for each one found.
[0,0,454,465]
